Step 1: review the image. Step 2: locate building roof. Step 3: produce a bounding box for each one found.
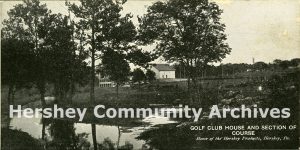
[151,64,176,71]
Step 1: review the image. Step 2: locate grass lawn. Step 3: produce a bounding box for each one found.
[1,84,187,108]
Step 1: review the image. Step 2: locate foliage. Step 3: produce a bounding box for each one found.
[264,71,299,109]
[1,0,51,106]
[67,0,152,104]
[126,50,154,68]
[131,68,146,84]
[1,128,43,150]
[138,0,231,82]
[2,0,89,105]
[102,49,130,85]
[1,38,34,87]
[40,13,88,103]
[137,124,195,150]
[253,61,269,71]
[48,120,76,149]
[2,0,49,41]
[174,58,300,78]
[273,59,300,70]
[145,69,156,82]
[67,1,142,149]
[2,0,51,84]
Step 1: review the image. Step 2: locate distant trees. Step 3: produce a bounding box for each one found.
[253,62,268,71]
[126,50,154,68]
[264,70,299,118]
[146,69,156,83]
[290,58,300,67]
[278,60,291,70]
[174,58,300,78]
[273,59,300,70]
[132,68,146,87]
[101,50,130,98]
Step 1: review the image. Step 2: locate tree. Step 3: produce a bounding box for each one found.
[1,38,34,105]
[68,0,134,105]
[138,0,231,99]
[253,62,268,71]
[126,50,154,68]
[40,13,88,105]
[67,1,135,149]
[3,0,88,106]
[102,49,130,98]
[2,0,51,107]
[48,120,76,149]
[146,69,156,83]
[279,60,291,70]
[132,68,146,88]
[290,58,300,67]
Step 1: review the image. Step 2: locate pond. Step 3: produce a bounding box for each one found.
[8,102,298,149]
[9,108,178,149]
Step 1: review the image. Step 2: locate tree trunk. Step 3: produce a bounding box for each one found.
[91,123,97,150]
[191,76,200,105]
[40,90,46,107]
[11,87,16,106]
[191,76,197,105]
[117,125,121,149]
[6,84,14,122]
[90,14,97,150]
[7,84,13,106]
[116,83,119,99]
[68,83,75,104]
[138,82,141,91]
[38,82,46,107]
[54,82,59,104]
[186,63,193,105]
[90,27,95,105]
[187,77,191,94]
[42,121,46,140]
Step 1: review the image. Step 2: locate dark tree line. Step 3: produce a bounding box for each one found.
[174,58,300,78]
[2,0,153,149]
[2,0,89,106]
[2,0,154,106]
[1,39,34,105]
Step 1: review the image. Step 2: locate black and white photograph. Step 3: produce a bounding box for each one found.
[1,0,299,149]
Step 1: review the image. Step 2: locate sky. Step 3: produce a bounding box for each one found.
[1,0,300,64]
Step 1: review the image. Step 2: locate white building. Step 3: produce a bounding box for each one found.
[149,64,176,79]
[97,73,114,87]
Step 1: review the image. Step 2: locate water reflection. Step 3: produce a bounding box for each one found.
[9,108,176,150]
[91,123,97,150]
[41,119,137,150]
[9,110,298,149]
[46,119,84,149]
[44,119,144,149]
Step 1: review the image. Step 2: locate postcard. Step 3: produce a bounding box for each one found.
[1,0,299,149]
